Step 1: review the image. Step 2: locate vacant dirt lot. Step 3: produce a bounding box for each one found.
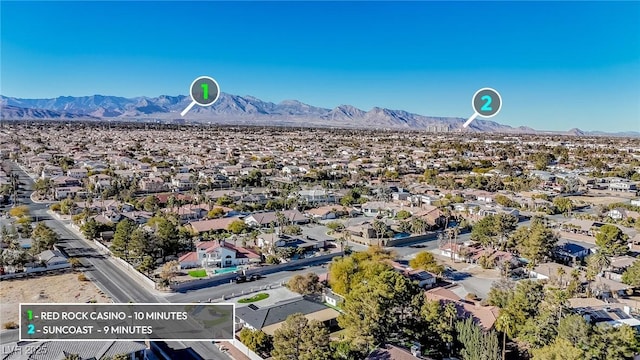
[567,195,630,206]
[0,271,111,325]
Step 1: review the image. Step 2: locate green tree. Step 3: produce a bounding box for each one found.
[531,338,584,360]
[283,224,302,235]
[512,220,557,265]
[419,300,457,356]
[111,219,135,259]
[80,217,100,240]
[470,215,498,248]
[328,247,395,296]
[271,313,331,360]
[494,213,518,247]
[136,255,155,276]
[142,195,159,212]
[227,219,248,234]
[8,205,29,218]
[216,195,234,206]
[238,327,273,356]
[59,198,76,215]
[330,341,362,360]
[396,210,411,220]
[207,207,226,219]
[128,228,154,259]
[622,260,640,286]
[595,224,629,256]
[495,312,516,360]
[557,314,590,348]
[456,317,501,360]
[326,221,345,232]
[410,217,428,235]
[338,269,418,351]
[31,222,60,254]
[372,219,387,243]
[149,216,181,260]
[409,251,444,274]
[553,197,573,216]
[288,272,322,295]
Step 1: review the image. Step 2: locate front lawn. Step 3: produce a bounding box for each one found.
[188,269,208,278]
[238,293,270,303]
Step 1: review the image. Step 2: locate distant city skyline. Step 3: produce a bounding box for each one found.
[1,1,639,132]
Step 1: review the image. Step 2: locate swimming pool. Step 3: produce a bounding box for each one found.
[214,266,240,275]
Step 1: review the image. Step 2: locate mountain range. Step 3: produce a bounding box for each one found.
[1,94,637,136]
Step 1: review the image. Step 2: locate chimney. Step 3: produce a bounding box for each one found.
[220,239,225,247]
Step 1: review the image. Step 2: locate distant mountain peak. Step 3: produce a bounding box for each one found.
[1,93,637,136]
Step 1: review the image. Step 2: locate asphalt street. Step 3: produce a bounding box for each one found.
[169,264,328,303]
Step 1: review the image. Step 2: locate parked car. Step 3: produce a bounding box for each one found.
[234,275,247,283]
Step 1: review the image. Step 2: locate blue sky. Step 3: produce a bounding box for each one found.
[1,1,639,132]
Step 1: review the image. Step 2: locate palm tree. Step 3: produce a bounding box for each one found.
[587,251,611,275]
[495,312,515,360]
[372,220,386,246]
[410,217,427,235]
[556,267,566,288]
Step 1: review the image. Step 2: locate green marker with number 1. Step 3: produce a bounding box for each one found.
[201,83,209,100]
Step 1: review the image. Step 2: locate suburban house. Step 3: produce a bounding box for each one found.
[425,286,501,330]
[171,173,195,190]
[406,269,438,289]
[244,210,308,227]
[323,289,344,308]
[295,189,338,205]
[162,204,211,222]
[186,217,243,235]
[139,176,166,192]
[52,175,82,187]
[360,201,405,218]
[553,239,595,264]
[121,211,154,225]
[66,168,88,179]
[93,210,123,225]
[180,239,261,269]
[305,205,348,220]
[89,174,113,189]
[73,200,133,215]
[366,344,423,360]
[54,186,84,200]
[609,181,638,192]
[235,297,340,336]
[257,233,326,254]
[345,222,378,239]
[41,165,64,179]
[529,263,584,285]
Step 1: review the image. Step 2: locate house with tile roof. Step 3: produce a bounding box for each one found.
[425,286,501,331]
[179,239,261,269]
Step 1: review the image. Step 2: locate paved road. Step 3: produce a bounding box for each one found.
[1,161,227,360]
[169,264,328,303]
